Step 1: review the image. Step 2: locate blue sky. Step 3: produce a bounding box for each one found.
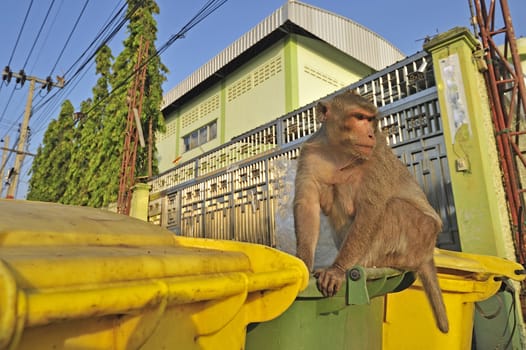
[1,0,525,199]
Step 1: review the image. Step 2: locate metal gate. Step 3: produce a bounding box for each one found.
[383,89,459,250]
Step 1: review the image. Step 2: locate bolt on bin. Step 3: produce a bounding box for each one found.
[0,199,309,350]
[382,248,526,350]
[245,265,415,350]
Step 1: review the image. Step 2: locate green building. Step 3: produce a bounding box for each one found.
[156,1,404,173]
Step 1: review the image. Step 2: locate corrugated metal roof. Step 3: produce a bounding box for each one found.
[161,1,405,110]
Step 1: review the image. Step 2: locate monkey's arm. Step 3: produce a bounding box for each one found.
[293,176,321,272]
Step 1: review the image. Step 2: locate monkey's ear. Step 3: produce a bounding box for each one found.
[315,101,329,123]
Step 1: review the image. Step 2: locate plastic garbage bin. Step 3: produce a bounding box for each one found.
[245,265,414,350]
[382,248,525,350]
[0,199,309,350]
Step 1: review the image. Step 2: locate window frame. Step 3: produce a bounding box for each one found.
[182,120,218,152]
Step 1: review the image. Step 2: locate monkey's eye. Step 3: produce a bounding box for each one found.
[353,114,375,122]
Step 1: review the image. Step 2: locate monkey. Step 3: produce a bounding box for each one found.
[293,90,449,333]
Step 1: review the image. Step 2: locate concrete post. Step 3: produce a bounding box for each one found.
[424,27,524,349]
[424,27,516,260]
[129,183,151,221]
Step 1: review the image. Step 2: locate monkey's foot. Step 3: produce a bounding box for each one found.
[314,264,346,297]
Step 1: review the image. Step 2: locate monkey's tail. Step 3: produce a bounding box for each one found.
[417,260,449,333]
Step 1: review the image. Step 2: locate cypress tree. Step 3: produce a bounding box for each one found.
[28,1,166,208]
[66,45,114,207]
[96,0,167,207]
[27,100,76,202]
[61,99,94,205]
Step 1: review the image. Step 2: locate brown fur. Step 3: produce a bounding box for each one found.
[293,90,449,333]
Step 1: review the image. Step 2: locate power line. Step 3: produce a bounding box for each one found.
[8,0,34,66]
[82,0,230,119]
[49,0,89,76]
[0,85,18,125]
[62,1,127,79]
[28,3,134,135]
[2,0,66,136]
[11,0,228,136]
[0,0,34,95]
[1,1,130,141]
[4,0,230,158]
[22,0,57,69]
[38,1,132,109]
[1,1,57,135]
[28,0,65,74]
[0,1,129,189]
[29,2,142,136]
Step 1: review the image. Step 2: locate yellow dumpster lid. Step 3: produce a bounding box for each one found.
[0,199,178,247]
[0,200,309,349]
[434,248,525,282]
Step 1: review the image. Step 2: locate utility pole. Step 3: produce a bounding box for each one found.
[0,136,9,195]
[0,141,36,195]
[2,67,64,199]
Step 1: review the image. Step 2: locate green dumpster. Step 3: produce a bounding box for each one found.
[245,266,414,350]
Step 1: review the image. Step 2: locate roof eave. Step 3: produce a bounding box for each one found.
[161,1,405,114]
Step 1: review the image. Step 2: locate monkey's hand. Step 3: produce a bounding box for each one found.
[314,264,346,297]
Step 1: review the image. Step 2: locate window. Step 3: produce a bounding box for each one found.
[183,120,218,152]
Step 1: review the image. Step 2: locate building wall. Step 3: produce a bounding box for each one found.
[295,35,375,107]
[156,34,377,174]
[156,115,178,171]
[223,43,286,141]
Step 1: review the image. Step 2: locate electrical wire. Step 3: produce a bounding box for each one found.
[8,0,34,66]
[22,0,57,69]
[0,85,20,125]
[0,0,130,198]
[62,1,127,79]
[82,0,229,119]
[2,0,64,135]
[0,0,34,94]
[4,0,229,147]
[28,0,65,74]
[48,0,89,77]
[28,1,135,136]
[31,60,95,135]
[159,0,229,55]
[1,1,130,141]
[0,0,57,134]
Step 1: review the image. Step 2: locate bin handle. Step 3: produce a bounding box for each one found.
[346,267,412,305]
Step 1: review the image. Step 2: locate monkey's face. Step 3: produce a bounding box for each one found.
[335,107,377,159]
